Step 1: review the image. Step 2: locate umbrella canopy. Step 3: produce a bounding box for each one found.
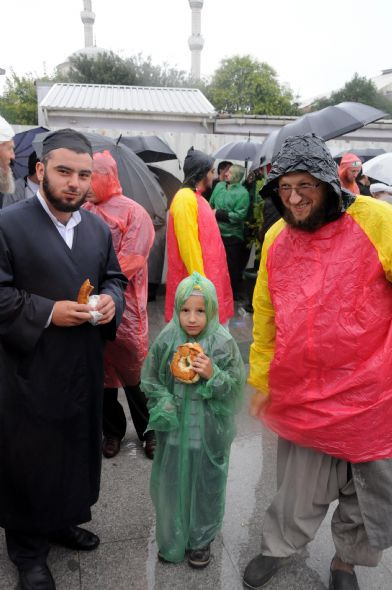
[333,147,387,165]
[252,102,388,166]
[362,153,392,185]
[212,138,263,164]
[11,126,49,179]
[148,165,181,208]
[118,135,177,163]
[33,132,167,226]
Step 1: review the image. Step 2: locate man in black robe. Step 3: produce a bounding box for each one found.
[0,129,127,590]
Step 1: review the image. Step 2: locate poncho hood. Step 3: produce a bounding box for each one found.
[173,272,219,339]
[91,150,123,203]
[260,134,355,219]
[228,164,245,185]
[182,147,215,190]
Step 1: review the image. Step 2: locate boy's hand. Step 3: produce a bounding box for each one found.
[192,353,213,380]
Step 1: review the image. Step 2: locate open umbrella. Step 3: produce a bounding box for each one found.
[11,126,49,179]
[252,102,388,166]
[362,153,392,185]
[212,137,263,164]
[118,135,177,163]
[333,147,387,165]
[33,132,167,226]
[148,165,181,208]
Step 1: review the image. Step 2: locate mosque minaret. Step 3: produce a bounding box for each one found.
[188,0,204,79]
[81,0,96,48]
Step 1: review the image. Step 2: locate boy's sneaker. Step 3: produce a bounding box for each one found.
[188,544,211,568]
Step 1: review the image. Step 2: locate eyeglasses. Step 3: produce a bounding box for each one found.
[275,181,322,198]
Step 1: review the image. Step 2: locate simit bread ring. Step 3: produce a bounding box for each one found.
[170,342,204,384]
[77,279,94,304]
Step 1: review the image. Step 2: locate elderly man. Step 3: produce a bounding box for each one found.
[0,129,127,590]
[165,147,233,325]
[0,115,15,206]
[244,134,392,590]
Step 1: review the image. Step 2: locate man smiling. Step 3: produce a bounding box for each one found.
[244,134,392,590]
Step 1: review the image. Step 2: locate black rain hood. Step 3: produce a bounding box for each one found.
[260,134,355,221]
[182,147,215,190]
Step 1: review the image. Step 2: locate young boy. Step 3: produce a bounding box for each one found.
[141,272,245,567]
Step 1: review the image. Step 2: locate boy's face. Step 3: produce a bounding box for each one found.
[179,295,207,337]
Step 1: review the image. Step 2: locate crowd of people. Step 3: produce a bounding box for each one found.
[0,113,391,590]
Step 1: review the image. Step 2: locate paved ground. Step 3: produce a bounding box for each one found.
[1,296,392,589]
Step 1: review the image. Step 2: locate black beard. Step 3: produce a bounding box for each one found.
[43,172,86,212]
[283,196,328,232]
[0,165,15,194]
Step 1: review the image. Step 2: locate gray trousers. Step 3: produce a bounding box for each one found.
[261,438,382,567]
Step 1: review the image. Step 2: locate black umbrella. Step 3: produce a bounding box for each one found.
[33,132,167,226]
[118,135,177,163]
[212,137,263,164]
[252,102,388,166]
[11,126,49,179]
[148,165,181,208]
[333,147,387,165]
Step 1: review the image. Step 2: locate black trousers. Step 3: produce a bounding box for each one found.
[5,529,50,569]
[102,383,153,442]
[222,237,249,298]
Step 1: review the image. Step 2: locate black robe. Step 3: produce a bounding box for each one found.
[0,196,127,532]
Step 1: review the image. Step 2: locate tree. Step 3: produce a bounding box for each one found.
[0,72,38,125]
[55,51,193,88]
[311,74,392,115]
[206,55,299,116]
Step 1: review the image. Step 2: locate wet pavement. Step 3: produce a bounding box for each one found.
[1,296,392,589]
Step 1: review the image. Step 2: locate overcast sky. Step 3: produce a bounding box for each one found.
[2,0,391,102]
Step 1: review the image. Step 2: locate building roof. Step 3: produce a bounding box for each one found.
[40,83,215,117]
[373,69,392,92]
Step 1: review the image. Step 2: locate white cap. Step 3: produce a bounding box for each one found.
[0,115,14,142]
[370,182,392,195]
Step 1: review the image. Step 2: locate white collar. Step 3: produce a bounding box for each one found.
[36,190,82,227]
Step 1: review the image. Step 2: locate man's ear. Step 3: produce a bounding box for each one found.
[36,161,45,182]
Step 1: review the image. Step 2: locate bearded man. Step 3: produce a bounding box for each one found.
[0,115,15,205]
[244,134,392,590]
[0,129,127,590]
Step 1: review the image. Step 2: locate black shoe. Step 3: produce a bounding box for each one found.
[144,435,156,460]
[102,435,121,458]
[188,544,211,569]
[243,554,288,589]
[19,564,55,590]
[329,568,360,590]
[49,526,100,551]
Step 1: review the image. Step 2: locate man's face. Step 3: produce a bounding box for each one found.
[0,140,15,171]
[345,167,360,182]
[219,165,231,181]
[278,171,328,231]
[36,148,92,213]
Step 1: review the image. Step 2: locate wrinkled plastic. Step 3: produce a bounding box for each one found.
[250,195,392,463]
[210,171,250,240]
[165,188,234,324]
[84,151,155,387]
[182,146,215,189]
[338,152,361,195]
[141,273,245,562]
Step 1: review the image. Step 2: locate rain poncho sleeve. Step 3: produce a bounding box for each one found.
[141,272,245,563]
[210,175,250,240]
[170,188,205,275]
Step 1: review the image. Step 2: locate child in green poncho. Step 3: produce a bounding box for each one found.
[141,272,245,568]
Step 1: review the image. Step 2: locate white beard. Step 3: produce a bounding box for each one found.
[0,165,15,194]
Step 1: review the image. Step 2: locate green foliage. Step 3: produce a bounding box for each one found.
[54,51,193,87]
[206,55,299,116]
[311,73,392,115]
[245,177,265,264]
[0,71,38,125]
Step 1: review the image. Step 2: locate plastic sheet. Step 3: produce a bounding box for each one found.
[141,273,245,562]
[84,151,155,387]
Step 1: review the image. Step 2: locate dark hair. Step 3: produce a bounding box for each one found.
[28,151,39,177]
[217,160,232,174]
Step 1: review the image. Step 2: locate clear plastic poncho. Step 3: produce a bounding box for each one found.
[141,273,245,562]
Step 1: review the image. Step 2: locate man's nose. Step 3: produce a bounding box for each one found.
[288,189,302,204]
[68,173,80,187]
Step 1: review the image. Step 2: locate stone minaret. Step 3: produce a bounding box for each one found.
[81,0,95,48]
[188,0,204,79]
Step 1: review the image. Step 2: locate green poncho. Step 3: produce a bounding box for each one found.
[210,164,250,240]
[141,273,245,562]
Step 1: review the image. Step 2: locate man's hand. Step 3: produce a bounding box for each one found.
[52,301,92,327]
[250,390,269,417]
[96,294,116,325]
[192,353,213,380]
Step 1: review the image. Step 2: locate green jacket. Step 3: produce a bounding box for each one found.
[210,181,250,240]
